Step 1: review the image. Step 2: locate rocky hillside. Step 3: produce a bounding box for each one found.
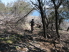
[0,15,42,34]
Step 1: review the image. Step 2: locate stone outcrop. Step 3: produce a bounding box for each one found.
[0,15,42,31]
[60,21,69,30]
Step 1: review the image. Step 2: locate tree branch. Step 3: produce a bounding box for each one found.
[16,8,35,23]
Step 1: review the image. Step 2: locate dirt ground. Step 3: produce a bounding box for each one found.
[0,28,69,52]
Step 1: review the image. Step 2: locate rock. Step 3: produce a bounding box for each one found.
[16,47,28,52]
[35,44,40,47]
[21,23,31,30]
[29,45,34,49]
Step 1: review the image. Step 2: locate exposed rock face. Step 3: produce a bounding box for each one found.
[21,22,31,30]
[60,21,69,30]
[25,16,42,24]
[21,16,42,30]
[1,15,69,31]
[0,15,42,31]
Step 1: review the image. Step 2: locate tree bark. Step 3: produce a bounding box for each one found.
[38,0,46,38]
[55,8,60,38]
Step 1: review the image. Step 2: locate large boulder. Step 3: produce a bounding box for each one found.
[60,21,69,30]
[21,22,31,30]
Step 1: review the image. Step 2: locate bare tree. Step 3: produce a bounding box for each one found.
[37,0,46,38]
[31,0,49,38]
[31,0,50,38]
[51,0,63,38]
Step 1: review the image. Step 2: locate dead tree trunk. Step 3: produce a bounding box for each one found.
[38,0,46,38]
[51,0,63,38]
[55,8,60,38]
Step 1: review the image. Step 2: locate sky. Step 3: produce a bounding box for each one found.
[2,0,17,5]
[30,10,40,16]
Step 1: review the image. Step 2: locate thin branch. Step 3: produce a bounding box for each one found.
[16,8,35,23]
[30,0,39,7]
[51,0,56,7]
[57,0,62,8]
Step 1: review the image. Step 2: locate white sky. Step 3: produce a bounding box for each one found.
[2,0,17,5]
[2,0,35,5]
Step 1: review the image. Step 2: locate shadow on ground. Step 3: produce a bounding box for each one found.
[0,43,17,52]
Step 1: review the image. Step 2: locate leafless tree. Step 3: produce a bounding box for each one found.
[51,0,63,38]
